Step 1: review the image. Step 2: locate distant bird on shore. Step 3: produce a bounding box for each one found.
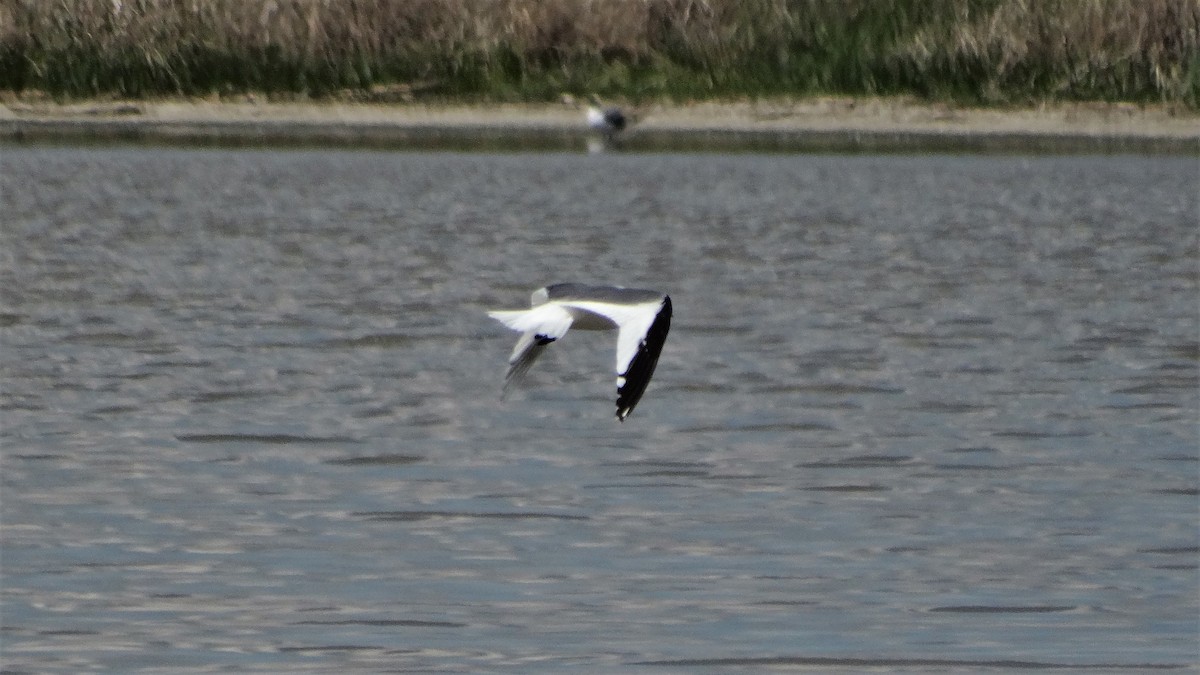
[488,283,672,421]
[586,95,627,137]
[561,93,633,149]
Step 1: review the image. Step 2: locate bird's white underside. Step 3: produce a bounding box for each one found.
[586,106,607,130]
[487,298,662,378]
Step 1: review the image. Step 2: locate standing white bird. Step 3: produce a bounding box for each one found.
[586,96,627,137]
[488,283,672,421]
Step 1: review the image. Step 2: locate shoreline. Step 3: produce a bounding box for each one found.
[2,98,1197,153]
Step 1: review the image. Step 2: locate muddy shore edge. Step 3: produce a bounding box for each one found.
[2,99,1197,153]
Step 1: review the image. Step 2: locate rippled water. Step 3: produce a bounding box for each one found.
[2,148,1197,672]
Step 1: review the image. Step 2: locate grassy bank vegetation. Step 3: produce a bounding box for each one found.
[1,0,1196,106]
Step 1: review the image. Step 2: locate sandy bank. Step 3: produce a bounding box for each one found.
[2,97,1196,152]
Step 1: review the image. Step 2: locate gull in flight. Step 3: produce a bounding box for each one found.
[488,283,672,421]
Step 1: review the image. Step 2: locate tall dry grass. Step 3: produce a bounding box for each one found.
[0,0,1195,105]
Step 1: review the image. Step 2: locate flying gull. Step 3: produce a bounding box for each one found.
[488,283,672,421]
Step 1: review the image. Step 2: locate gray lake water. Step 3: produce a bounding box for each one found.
[1,147,1197,672]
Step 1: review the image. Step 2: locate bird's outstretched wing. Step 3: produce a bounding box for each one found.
[613,297,671,420]
[487,303,574,394]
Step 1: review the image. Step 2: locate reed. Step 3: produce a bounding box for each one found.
[1,0,1195,105]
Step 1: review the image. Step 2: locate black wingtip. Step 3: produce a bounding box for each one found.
[613,296,671,421]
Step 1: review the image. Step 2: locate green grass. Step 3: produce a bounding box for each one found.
[1,0,1196,106]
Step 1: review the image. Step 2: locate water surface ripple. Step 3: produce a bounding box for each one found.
[2,149,1197,672]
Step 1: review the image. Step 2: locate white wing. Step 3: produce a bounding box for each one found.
[561,296,672,420]
[487,303,575,393]
[612,298,671,420]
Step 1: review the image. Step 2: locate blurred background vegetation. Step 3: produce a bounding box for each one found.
[1,0,1196,106]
